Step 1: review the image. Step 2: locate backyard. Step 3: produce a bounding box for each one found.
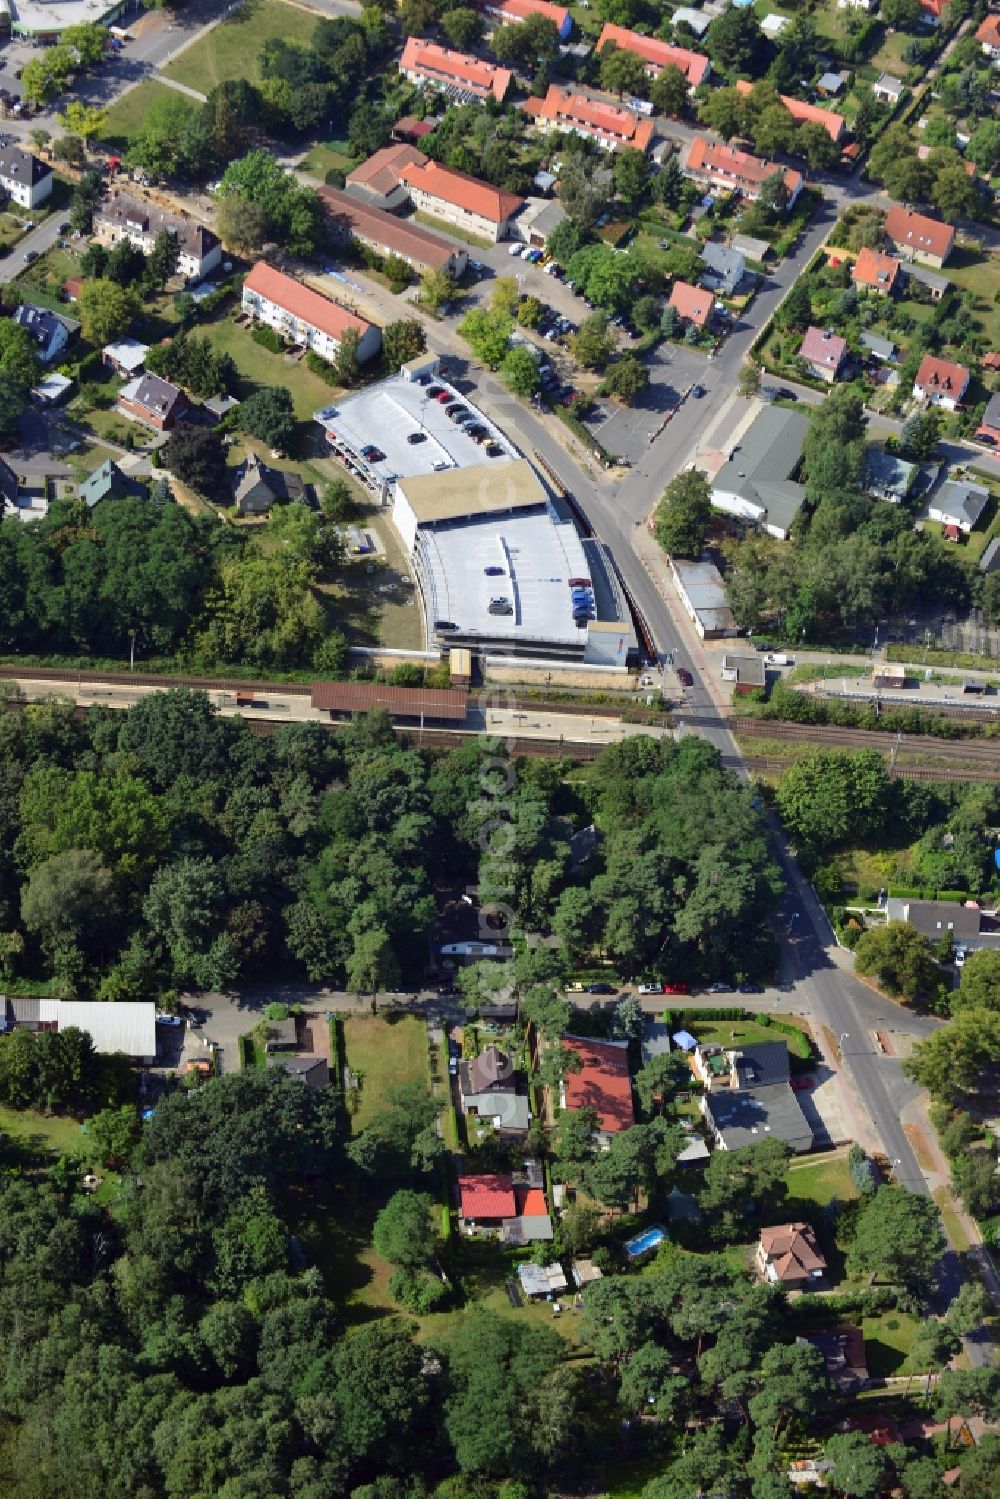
[102,79,182,151]
[0,1103,84,1167]
[160,0,320,96]
[341,1013,430,1134]
[669,1012,815,1062]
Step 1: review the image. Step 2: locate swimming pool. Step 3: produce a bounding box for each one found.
[625,1225,666,1258]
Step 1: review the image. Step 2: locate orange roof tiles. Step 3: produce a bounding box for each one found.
[458,1173,517,1218]
[317,186,460,270]
[734,79,844,141]
[400,37,513,101]
[852,246,900,291]
[346,143,428,197]
[915,353,969,396]
[242,263,373,343]
[528,85,655,152]
[976,14,1000,46]
[685,135,802,201]
[669,280,713,327]
[884,205,955,262]
[400,157,525,225]
[487,0,570,29]
[597,23,711,86]
[562,1035,634,1134]
[759,1222,827,1282]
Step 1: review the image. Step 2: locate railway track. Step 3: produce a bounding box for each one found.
[731,715,1000,765]
[744,756,1000,784]
[0,664,314,697]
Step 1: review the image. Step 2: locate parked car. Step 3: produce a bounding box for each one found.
[434,620,459,632]
[488,596,513,615]
[435,390,452,404]
[484,565,505,576]
[738,983,765,995]
[662,982,689,995]
[406,432,426,445]
[705,981,733,993]
[637,981,663,995]
[790,1077,813,1092]
[509,241,525,256]
[427,385,443,397]
[955,948,967,968]
[568,577,591,589]
[691,384,705,398]
[156,1013,183,1028]
[677,666,694,686]
[586,982,615,994]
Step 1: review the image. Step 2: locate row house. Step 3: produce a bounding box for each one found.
[94,193,222,281]
[399,36,513,102]
[398,158,524,243]
[523,86,654,154]
[683,137,802,208]
[317,185,468,276]
[734,79,845,143]
[241,262,382,364]
[481,0,572,37]
[596,23,711,87]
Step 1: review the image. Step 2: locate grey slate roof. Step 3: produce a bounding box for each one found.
[731,1040,790,1088]
[712,405,809,536]
[459,1044,514,1096]
[79,459,143,509]
[13,302,67,354]
[934,478,989,529]
[860,331,895,361]
[700,241,745,293]
[980,391,1000,431]
[641,1021,674,1064]
[0,146,51,187]
[865,447,913,500]
[704,1081,813,1153]
[979,536,1000,574]
[885,898,981,941]
[463,1089,531,1132]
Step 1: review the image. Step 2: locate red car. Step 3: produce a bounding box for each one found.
[790,1077,813,1092]
[677,667,694,686]
[662,981,690,995]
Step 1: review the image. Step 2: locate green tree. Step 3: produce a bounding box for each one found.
[846,1186,945,1295]
[699,86,747,141]
[441,6,481,49]
[238,387,296,452]
[599,354,649,406]
[419,267,456,313]
[653,469,711,558]
[444,1311,563,1475]
[126,91,214,180]
[88,1104,142,1169]
[598,44,648,99]
[775,751,889,854]
[571,312,616,371]
[853,922,941,1004]
[162,425,229,498]
[747,1340,830,1437]
[347,925,400,996]
[823,1432,887,1499]
[650,64,689,118]
[905,1007,1000,1102]
[739,363,761,399]
[373,1189,434,1267]
[952,948,1000,1013]
[458,307,514,369]
[613,147,650,210]
[501,346,541,398]
[707,5,766,73]
[147,229,180,286]
[382,319,426,372]
[77,279,140,346]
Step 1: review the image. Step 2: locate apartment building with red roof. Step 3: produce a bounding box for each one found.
[561,1035,634,1145]
[345,143,429,211]
[317,186,468,276]
[851,246,901,293]
[913,353,969,411]
[523,85,655,154]
[399,158,525,242]
[242,263,381,364]
[733,79,844,142]
[683,136,802,208]
[482,0,572,38]
[400,37,513,103]
[596,23,711,87]
[884,205,955,268]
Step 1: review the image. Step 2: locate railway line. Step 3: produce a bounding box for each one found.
[744,756,1000,785]
[730,715,1000,765]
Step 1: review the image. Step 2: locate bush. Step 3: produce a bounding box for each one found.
[252,325,282,354]
[264,1002,289,1021]
[305,350,339,385]
[387,1267,449,1314]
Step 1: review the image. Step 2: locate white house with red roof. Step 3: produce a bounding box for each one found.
[482,0,572,38]
[596,23,711,87]
[884,205,955,269]
[523,86,655,154]
[399,158,525,242]
[457,1173,553,1242]
[683,137,802,207]
[913,353,969,411]
[241,263,381,364]
[400,37,513,102]
[561,1035,634,1148]
[977,13,1000,58]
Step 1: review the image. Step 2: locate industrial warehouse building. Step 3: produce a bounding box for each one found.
[315,358,636,663]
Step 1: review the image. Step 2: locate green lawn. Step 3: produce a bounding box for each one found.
[197,312,344,423]
[101,79,184,149]
[161,0,321,95]
[341,1014,430,1135]
[785,1153,859,1210]
[300,142,357,182]
[316,495,425,651]
[862,1311,924,1376]
[679,1015,813,1060]
[412,210,494,251]
[934,243,1000,357]
[0,1104,84,1166]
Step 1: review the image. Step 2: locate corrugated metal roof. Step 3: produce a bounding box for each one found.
[311,681,468,720]
[43,1000,157,1057]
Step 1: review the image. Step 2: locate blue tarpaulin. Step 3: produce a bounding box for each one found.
[672,1030,698,1051]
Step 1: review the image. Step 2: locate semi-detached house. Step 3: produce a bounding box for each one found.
[242,262,382,364]
[399,158,525,243]
[884,205,955,269]
[399,36,513,102]
[482,0,572,37]
[596,23,711,87]
[0,146,51,209]
[733,79,845,143]
[94,193,222,282]
[317,186,468,276]
[683,137,802,207]
[523,86,655,154]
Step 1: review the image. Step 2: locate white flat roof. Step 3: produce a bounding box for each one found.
[13,0,118,31]
[418,500,591,644]
[39,999,156,1057]
[315,373,518,481]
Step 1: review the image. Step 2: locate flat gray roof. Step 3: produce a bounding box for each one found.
[705,1082,813,1153]
[314,373,517,481]
[713,405,809,535]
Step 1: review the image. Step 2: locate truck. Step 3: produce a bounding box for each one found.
[766,653,795,667]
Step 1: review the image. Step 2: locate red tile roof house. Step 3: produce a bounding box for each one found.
[668,280,713,330]
[756,1222,827,1290]
[241,262,382,365]
[683,136,802,208]
[977,13,1000,58]
[799,325,847,383]
[596,24,711,87]
[117,372,188,431]
[400,37,513,103]
[399,158,525,244]
[346,143,430,212]
[482,0,573,40]
[919,0,947,24]
[561,1035,634,1147]
[733,79,844,143]
[317,185,468,276]
[523,86,655,155]
[851,246,901,294]
[884,205,955,269]
[913,353,970,411]
[458,1173,516,1227]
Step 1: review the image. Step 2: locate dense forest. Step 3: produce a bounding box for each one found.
[0,693,781,999]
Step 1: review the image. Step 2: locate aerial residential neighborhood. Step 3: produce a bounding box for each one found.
[0,0,997,1492]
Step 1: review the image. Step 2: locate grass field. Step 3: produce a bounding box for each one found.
[197,313,345,423]
[785,1152,858,1210]
[162,0,321,96]
[413,210,494,251]
[0,1104,84,1166]
[102,79,183,148]
[300,141,357,182]
[863,1310,923,1375]
[342,1014,429,1134]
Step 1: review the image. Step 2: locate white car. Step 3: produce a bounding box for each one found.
[508,242,524,256]
[955,948,966,968]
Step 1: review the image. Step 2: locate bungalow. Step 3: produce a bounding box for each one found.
[860,331,896,363]
[700,241,745,296]
[864,447,914,502]
[458,1172,517,1227]
[799,325,847,383]
[928,477,989,534]
[242,262,382,364]
[345,143,429,212]
[102,337,149,377]
[266,1053,330,1088]
[799,1328,868,1390]
[913,353,969,410]
[13,303,71,363]
[79,458,144,509]
[668,280,712,330]
[885,205,955,268]
[399,158,525,243]
[482,0,572,37]
[0,145,52,209]
[721,652,766,691]
[117,372,188,431]
[757,1222,827,1290]
[872,73,904,105]
[561,1034,634,1147]
[694,1038,792,1092]
[596,23,711,87]
[733,79,844,143]
[884,900,982,944]
[710,405,809,541]
[977,13,1000,59]
[683,136,802,208]
[975,391,1000,447]
[523,86,655,154]
[458,1042,530,1137]
[852,246,900,294]
[399,37,513,103]
[317,185,467,276]
[94,193,222,282]
[233,454,308,516]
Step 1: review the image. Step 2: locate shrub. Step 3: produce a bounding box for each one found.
[388,1267,449,1314]
[251,325,282,354]
[264,1002,289,1022]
